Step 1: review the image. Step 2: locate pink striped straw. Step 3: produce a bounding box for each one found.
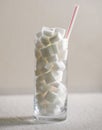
[66,5,79,40]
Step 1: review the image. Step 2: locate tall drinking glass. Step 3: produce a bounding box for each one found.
[33,27,68,122]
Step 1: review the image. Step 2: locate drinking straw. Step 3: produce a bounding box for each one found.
[66,5,79,40]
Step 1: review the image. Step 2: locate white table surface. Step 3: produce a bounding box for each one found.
[0,94,102,130]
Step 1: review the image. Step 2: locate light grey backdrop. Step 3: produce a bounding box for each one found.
[0,0,102,94]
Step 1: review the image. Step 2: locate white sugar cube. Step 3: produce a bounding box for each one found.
[36,70,63,84]
[35,67,47,76]
[57,84,67,100]
[46,104,60,114]
[42,27,55,37]
[45,71,63,84]
[36,84,49,93]
[46,55,59,62]
[53,71,63,81]
[49,33,62,43]
[36,61,65,76]
[45,91,57,102]
[36,93,44,103]
[36,79,46,88]
[36,57,47,70]
[59,50,68,61]
[35,49,42,59]
[35,63,53,76]
[44,71,56,83]
[63,50,68,60]
[55,28,66,38]
[41,44,59,57]
[54,97,65,107]
[53,61,65,71]
[40,35,49,46]
[35,39,43,49]
[36,75,44,83]
[41,47,50,57]
[58,39,68,50]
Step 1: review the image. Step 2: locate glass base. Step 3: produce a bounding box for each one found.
[33,110,67,123]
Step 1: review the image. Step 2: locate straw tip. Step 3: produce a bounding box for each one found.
[75,4,80,8]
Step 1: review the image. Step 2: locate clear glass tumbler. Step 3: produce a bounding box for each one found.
[33,27,68,122]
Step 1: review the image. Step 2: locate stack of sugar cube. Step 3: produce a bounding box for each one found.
[34,27,68,115]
